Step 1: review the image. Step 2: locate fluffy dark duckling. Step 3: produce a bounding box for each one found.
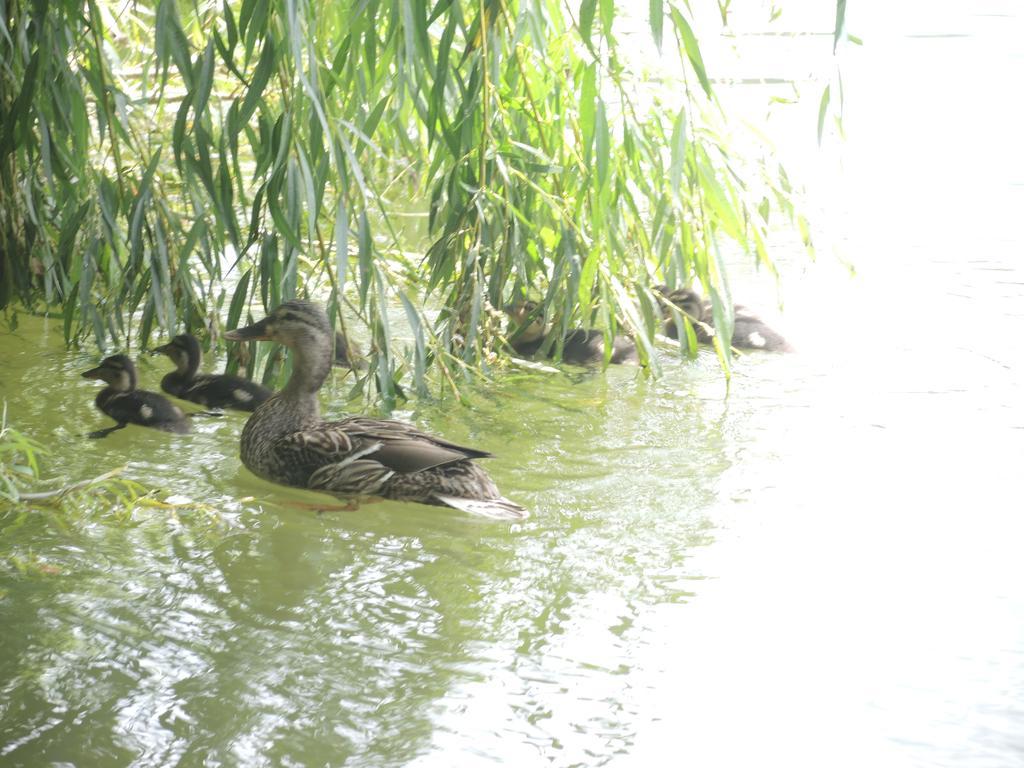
[153,334,272,411]
[505,301,639,366]
[334,330,368,371]
[225,301,526,519]
[81,355,190,438]
[656,286,793,353]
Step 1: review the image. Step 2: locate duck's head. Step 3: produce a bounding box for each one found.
[655,285,705,322]
[153,334,201,373]
[503,299,546,344]
[225,301,332,352]
[81,354,138,392]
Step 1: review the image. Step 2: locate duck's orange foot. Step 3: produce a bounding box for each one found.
[324,497,384,513]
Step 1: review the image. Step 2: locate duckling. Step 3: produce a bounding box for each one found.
[153,334,272,411]
[224,301,527,519]
[656,286,793,353]
[81,355,190,438]
[505,300,639,366]
[334,330,368,371]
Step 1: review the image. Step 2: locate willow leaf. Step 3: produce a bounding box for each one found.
[239,37,276,124]
[579,0,597,44]
[670,8,711,97]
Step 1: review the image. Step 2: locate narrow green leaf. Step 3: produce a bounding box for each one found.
[399,291,428,396]
[429,13,458,145]
[243,0,270,62]
[817,84,830,145]
[161,0,194,86]
[427,0,455,24]
[363,94,390,139]
[247,183,266,249]
[194,39,215,121]
[227,268,253,331]
[224,0,238,53]
[579,0,597,44]
[56,201,92,275]
[595,100,609,189]
[172,92,193,167]
[649,0,664,50]
[669,107,688,193]
[239,0,258,42]
[63,283,79,344]
[599,0,614,38]
[695,149,743,243]
[833,0,847,53]
[372,267,395,407]
[152,219,176,332]
[579,64,597,163]
[260,235,279,308]
[334,196,349,295]
[357,211,372,306]
[670,9,712,97]
[239,37,275,124]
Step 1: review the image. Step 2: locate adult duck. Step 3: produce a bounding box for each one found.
[225,301,527,519]
[505,300,639,366]
[657,286,793,353]
[153,334,272,411]
[81,355,190,438]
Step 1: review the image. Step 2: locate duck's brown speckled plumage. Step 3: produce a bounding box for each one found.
[226,301,526,519]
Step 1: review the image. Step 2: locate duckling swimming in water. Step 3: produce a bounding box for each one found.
[656,286,793,353]
[505,300,639,366]
[153,334,272,411]
[81,355,190,438]
[225,301,527,519]
[334,330,368,371]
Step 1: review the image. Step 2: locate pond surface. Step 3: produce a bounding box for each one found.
[3,3,1024,767]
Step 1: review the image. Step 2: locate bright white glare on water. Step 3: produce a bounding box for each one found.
[624,2,1024,766]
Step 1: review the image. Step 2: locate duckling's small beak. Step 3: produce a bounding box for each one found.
[81,366,104,380]
[225,317,271,342]
[152,342,173,356]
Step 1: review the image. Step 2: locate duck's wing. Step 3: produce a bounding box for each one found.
[333,417,494,469]
[116,391,186,423]
[283,419,525,518]
[99,390,189,433]
[274,417,491,476]
[183,374,272,409]
[277,419,499,505]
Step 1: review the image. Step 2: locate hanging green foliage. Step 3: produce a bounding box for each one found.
[0,0,820,405]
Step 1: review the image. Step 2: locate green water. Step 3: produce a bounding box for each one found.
[4,3,1024,766]
[0,318,773,766]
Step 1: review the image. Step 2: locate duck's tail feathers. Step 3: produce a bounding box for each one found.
[435,495,529,520]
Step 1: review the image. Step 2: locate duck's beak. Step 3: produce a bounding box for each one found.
[225,317,271,342]
[81,365,105,380]
[151,342,173,356]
